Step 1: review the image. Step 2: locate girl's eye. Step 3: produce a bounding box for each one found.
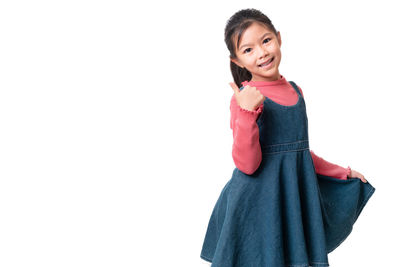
[263,38,271,44]
[243,38,272,54]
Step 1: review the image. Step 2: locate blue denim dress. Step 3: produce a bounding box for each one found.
[200,81,376,267]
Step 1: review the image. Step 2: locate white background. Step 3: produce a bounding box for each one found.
[0,0,398,266]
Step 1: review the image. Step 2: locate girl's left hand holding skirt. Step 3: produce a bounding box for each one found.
[348,168,368,183]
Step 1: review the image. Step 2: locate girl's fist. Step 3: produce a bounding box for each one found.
[229,82,265,111]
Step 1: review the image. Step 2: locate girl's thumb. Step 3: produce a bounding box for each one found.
[229,82,240,96]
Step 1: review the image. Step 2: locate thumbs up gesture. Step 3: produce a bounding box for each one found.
[229,82,266,111]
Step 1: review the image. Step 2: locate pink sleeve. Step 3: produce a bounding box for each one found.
[230,94,264,175]
[310,150,351,180]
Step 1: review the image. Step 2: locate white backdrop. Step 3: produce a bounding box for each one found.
[0,0,398,266]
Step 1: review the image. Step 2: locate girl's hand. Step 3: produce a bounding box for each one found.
[230,82,266,111]
[348,169,368,183]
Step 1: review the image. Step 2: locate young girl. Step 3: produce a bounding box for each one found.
[200,8,376,267]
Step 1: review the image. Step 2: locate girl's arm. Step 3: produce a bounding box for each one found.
[230,94,263,175]
[310,150,351,180]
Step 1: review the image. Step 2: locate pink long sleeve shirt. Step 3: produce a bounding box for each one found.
[230,74,351,179]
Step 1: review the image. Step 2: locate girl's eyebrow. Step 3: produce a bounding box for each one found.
[239,32,272,50]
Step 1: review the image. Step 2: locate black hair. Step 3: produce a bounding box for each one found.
[224,8,278,88]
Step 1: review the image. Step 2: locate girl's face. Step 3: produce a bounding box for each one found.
[231,22,282,82]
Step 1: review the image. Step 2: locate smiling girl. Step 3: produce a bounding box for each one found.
[200,8,376,267]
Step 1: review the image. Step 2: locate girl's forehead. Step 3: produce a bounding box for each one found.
[235,23,272,48]
[241,23,271,39]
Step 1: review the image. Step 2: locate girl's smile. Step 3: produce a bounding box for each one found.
[258,56,274,69]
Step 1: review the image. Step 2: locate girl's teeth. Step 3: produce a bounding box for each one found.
[260,58,273,67]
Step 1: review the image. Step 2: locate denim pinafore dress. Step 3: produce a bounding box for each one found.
[200,81,376,267]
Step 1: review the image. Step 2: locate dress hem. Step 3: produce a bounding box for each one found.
[200,254,329,267]
[200,254,212,263]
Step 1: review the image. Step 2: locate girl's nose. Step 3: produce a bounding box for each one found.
[257,46,269,58]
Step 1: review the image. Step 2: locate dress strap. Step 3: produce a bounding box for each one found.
[288,81,302,97]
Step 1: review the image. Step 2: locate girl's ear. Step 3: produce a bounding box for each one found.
[277,31,282,47]
[230,57,243,68]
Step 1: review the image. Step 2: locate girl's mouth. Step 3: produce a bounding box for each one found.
[258,57,274,68]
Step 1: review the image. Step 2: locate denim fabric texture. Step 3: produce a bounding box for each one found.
[200,81,376,267]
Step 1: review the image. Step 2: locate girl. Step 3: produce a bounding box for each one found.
[200,8,376,267]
